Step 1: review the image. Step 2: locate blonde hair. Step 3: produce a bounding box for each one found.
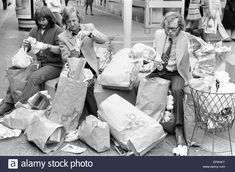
[62,6,84,25]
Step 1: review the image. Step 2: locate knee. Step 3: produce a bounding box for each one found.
[171,86,184,95]
[27,74,43,86]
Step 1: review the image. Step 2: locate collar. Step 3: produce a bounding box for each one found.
[66,26,82,38]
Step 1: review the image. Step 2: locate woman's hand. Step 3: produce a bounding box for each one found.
[22,39,31,51]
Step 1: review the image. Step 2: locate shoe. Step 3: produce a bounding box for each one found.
[0,102,14,116]
[173,145,188,156]
[91,13,94,16]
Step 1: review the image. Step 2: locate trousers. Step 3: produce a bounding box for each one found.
[5,65,62,104]
[149,70,185,126]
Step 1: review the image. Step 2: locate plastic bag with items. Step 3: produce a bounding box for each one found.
[12,47,33,68]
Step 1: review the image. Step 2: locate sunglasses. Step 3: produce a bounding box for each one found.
[166,26,179,32]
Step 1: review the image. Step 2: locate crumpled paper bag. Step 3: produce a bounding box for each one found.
[3,107,47,130]
[78,115,110,152]
[99,94,166,155]
[25,115,66,153]
[0,124,21,140]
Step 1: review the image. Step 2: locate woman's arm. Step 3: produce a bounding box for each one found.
[46,44,61,54]
[59,39,70,62]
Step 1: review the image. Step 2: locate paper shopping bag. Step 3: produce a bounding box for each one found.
[25,115,66,153]
[3,107,47,130]
[78,115,110,152]
[99,94,166,155]
[6,64,38,103]
[49,75,87,132]
[135,77,170,122]
[100,48,140,90]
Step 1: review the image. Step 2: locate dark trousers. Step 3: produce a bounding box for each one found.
[2,0,7,9]
[81,79,98,118]
[65,0,69,6]
[5,65,62,104]
[149,70,185,126]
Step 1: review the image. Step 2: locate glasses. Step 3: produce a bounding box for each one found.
[166,26,179,32]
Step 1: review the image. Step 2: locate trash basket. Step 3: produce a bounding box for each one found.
[189,86,235,155]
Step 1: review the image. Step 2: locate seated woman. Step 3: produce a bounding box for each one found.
[58,6,108,117]
[0,6,63,116]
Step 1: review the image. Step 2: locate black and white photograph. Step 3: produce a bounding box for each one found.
[0,0,235,171]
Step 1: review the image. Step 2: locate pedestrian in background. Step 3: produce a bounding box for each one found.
[186,0,203,37]
[222,0,235,41]
[65,0,69,6]
[85,0,94,15]
[201,0,229,41]
[2,0,11,10]
[0,6,63,116]
[59,6,107,118]
[45,0,63,27]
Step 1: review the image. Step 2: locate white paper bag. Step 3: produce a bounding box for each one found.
[100,48,139,90]
[78,115,110,152]
[99,94,166,155]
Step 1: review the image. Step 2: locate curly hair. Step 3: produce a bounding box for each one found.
[161,12,185,31]
[34,6,55,28]
[62,6,83,25]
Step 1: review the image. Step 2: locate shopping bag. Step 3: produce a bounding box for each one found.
[100,48,140,90]
[135,77,170,122]
[78,115,110,152]
[25,115,66,153]
[203,17,217,34]
[99,94,166,155]
[6,64,38,103]
[12,47,33,68]
[49,74,88,132]
[3,107,47,130]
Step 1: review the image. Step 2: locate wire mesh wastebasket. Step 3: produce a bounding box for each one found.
[190,86,235,155]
